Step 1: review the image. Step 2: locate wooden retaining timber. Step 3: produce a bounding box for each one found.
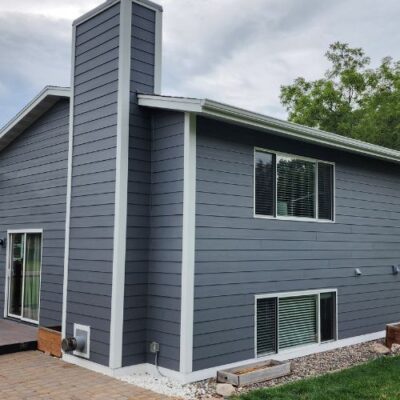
[386,323,400,349]
[217,360,291,387]
[37,326,62,358]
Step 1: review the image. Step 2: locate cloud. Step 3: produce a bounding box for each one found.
[1,0,400,127]
[0,0,99,20]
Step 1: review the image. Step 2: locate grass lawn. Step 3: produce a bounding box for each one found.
[232,356,400,400]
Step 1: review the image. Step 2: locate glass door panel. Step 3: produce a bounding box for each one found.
[8,233,24,317]
[22,233,42,322]
[8,232,42,323]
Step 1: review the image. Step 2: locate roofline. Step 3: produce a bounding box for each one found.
[73,0,163,27]
[0,86,71,150]
[138,94,400,164]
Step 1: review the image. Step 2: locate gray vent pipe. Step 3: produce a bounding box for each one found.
[61,336,86,353]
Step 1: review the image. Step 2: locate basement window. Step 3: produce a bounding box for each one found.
[254,148,335,222]
[256,290,337,357]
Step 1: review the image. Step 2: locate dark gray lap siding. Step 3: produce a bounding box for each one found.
[193,116,400,371]
[67,3,120,366]
[0,100,69,327]
[146,110,184,371]
[122,2,156,367]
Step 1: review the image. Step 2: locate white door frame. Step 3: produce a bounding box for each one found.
[4,229,43,324]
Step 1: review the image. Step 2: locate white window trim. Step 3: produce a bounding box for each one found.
[4,229,44,325]
[253,147,336,223]
[254,288,338,358]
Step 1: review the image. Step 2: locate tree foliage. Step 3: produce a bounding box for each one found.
[280,42,400,150]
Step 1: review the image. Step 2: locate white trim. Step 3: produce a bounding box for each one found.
[138,94,400,164]
[3,231,10,319]
[73,0,163,27]
[5,230,43,325]
[0,86,70,137]
[73,323,91,359]
[253,147,336,223]
[255,288,337,300]
[153,8,163,94]
[255,289,338,358]
[73,0,120,26]
[179,113,197,374]
[0,86,70,152]
[63,329,385,384]
[109,0,132,369]
[63,353,116,376]
[62,24,77,341]
[139,96,203,113]
[7,229,43,234]
[62,354,183,381]
[132,0,163,12]
[185,329,385,384]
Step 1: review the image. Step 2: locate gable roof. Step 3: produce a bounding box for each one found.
[138,94,400,165]
[0,86,71,151]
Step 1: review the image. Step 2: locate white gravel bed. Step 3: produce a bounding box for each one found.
[118,371,213,399]
[118,339,388,399]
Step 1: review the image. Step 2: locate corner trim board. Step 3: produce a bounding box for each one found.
[61,25,77,340]
[154,8,163,94]
[109,0,132,369]
[179,113,197,374]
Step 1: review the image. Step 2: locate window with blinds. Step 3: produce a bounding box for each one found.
[255,151,275,216]
[256,291,336,356]
[278,295,317,349]
[255,149,334,221]
[318,162,334,220]
[256,297,277,355]
[277,156,315,218]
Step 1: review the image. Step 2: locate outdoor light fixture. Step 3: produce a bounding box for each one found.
[0,238,6,248]
[355,268,362,276]
[393,265,400,275]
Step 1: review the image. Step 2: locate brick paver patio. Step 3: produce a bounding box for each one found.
[0,351,177,399]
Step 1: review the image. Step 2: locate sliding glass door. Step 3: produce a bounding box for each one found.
[8,232,42,323]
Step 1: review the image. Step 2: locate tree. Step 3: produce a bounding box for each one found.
[280,42,400,150]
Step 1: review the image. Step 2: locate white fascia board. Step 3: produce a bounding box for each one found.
[0,86,71,141]
[138,95,204,113]
[201,99,400,163]
[138,95,400,164]
[133,0,163,12]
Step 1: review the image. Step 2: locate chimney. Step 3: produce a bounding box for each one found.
[64,0,162,369]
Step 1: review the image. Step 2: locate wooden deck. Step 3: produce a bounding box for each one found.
[0,319,37,354]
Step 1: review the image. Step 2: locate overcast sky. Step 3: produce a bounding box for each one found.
[1,0,400,128]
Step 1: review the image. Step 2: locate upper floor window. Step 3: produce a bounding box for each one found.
[255,148,334,221]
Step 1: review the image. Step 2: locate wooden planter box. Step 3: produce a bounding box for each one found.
[386,323,400,349]
[38,326,62,358]
[217,360,291,387]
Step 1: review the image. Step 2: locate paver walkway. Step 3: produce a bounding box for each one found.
[0,351,177,399]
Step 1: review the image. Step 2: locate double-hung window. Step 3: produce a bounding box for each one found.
[255,149,334,221]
